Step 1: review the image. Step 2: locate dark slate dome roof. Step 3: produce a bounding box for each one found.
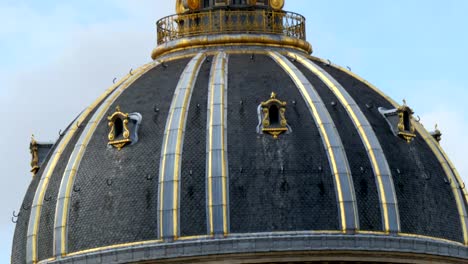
[12,1,468,264]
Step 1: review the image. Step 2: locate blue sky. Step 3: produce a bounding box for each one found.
[1,1,467,262]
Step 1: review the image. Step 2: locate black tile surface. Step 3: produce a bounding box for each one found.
[11,129,62,264]
[180,56,212,237]
[67,58,190,253]
[227,54,338,233]
[318,59,463,242]
[37,103,104,261]
[295,61,382,231]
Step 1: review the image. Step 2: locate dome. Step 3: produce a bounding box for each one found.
[12,1,468,263]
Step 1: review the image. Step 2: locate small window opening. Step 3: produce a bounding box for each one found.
[403,111,410,131]
[269,105,280,126]
[115,118,124,138]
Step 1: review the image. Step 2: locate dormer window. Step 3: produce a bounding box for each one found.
[107,106,142,150]
[379,100,416,143]
[396,102,416,143]
[431,124,442,143]
[29,135,54,176]
[257,92,290,139]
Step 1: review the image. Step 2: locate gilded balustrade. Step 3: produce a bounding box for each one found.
[156,10,306,45]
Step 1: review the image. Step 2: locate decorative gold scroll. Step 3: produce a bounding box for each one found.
[397,100,416,143]
[261,92,288,139]
[107,106,131,150]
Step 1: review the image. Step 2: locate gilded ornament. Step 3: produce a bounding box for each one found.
[176,0,185,14]
[30,135,40,176]
[259,92,289,139]
[396,100,416,143]
[248,0,257,5]
[270,0,284,10]
[186,0,200,11]
[107,106,132,150]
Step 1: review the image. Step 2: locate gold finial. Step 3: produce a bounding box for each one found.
[116,105,121,112]
[270,92,277,99]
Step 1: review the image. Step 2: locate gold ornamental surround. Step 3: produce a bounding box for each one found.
[107,106,132,150]
[397,100,416,143]
[261,92,288,139]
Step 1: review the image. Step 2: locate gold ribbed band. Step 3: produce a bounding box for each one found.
[158,53,206,239]
[206,52,230,236]
[290,53,401,233]
[152,34,312,60]
[268,51,359,232]
[26,72,135,264]
[53,62,157,258]
[310,56,468,244]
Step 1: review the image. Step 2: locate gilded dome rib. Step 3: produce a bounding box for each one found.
[290,53,401,234]
[26,71,135,264]
[206,52,230,236]
[311,55,468,245]
[268,51,359,232]
[158,53,205,239]
[52,62,157,257]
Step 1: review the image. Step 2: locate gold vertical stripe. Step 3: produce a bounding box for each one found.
[207,53,229,235]
[207,55,218,235]
[56,63,154,256]
[269,52,348,232]
[221,55,228,235]
[290,53,395,232]
[159,54,205,239]
[158,109,174,237]
[28,72,132,264]
[310,56,468,243]
[173,55,205,238]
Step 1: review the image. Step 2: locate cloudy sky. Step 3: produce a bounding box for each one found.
[1,0,467,261]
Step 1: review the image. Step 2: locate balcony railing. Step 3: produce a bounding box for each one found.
[156,10,306,45]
